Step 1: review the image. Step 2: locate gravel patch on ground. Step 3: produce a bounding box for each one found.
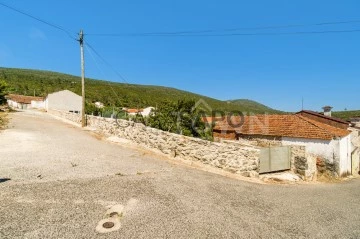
[0,111,172,184]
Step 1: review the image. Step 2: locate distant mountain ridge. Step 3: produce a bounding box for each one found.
[0,67,280,114]
[228,99,280,113]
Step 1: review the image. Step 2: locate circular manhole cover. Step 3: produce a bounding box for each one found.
[103,222,115,229]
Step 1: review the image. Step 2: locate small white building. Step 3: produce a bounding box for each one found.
[213,112,354,177]
[350,128,360,175]
[45,90,81,113]
[6,94,44,110]
[123,107,154,117]
[94,102,104,109]
[281,133,352,177]
[31,99,45,109]
[141,107,155,117]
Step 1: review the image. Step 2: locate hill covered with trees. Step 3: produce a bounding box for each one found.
[332,110,360,121]
[0,67,280,114]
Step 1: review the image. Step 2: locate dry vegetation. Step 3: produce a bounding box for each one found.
[0,112,8,130]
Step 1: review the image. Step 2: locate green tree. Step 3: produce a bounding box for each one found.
[0,80,8,105]
[147,100,212,140]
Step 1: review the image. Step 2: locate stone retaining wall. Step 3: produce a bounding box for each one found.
[48,109,82,124]
[49,110,260,176]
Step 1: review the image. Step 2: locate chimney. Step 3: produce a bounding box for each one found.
[322,106,333,117]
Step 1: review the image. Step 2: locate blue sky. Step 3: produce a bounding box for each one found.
[0,0,359,112]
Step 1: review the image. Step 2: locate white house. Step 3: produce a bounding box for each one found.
[141,107,155,117]
[94,102,104,109]
[123,107,154,117]
[350,128,360,175]
[213,113,354,177]
[31,99,45,109]
[45,90,82,113]
[6,94,44,110]
[282,133,352,177]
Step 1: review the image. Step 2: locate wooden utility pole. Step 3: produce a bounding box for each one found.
[79,30,86,127]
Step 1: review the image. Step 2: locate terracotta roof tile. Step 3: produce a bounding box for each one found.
[296,110,349,125]
[6,94,44,104]
[213,114,350,140]
[125,108,143,113]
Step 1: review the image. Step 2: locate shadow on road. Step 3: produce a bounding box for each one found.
[0,178,11,183]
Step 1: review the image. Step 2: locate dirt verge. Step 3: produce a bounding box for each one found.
[0,112,8,130]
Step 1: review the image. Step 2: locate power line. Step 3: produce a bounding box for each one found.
[86,29,360,37]
[0,2,77,40]
[85,41,130,84]
[0,1,130,87]
[84,43,123,102]
[86,20,360,37]
[2,1,358,38]
[159,29,360,37]
[85,41,178,104]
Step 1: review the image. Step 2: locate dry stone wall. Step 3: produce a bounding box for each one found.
[49,110,260,176]
[48,109,82,124]
[290,146,317,181]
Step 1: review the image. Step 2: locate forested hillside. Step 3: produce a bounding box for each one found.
[0,67,280,114]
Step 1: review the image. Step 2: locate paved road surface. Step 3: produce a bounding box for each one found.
[0,111,359,238]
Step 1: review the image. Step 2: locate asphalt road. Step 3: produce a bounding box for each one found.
[0,111,359,239]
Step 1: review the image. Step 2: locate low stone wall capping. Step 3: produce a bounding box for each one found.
[49,110,261,176]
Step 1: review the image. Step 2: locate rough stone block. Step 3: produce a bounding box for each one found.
[239,171,259,178]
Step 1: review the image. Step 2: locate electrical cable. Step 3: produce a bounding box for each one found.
[0,2,77,40]
[85,41,129,84]
[86,20,360,37]
[84,43,123,102]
